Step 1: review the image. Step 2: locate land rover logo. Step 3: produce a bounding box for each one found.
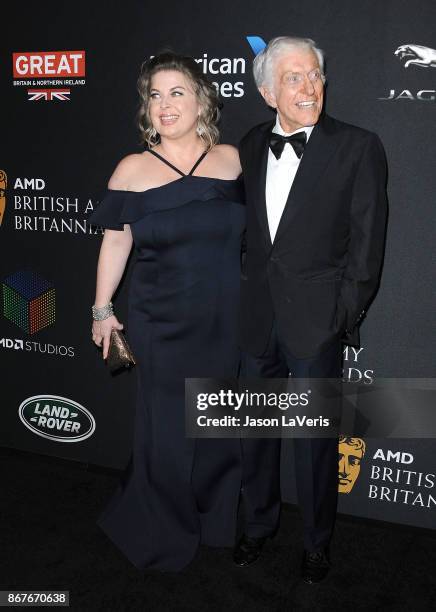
[18,395,95,442]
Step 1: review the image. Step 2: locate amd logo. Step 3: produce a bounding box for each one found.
[14,178,45,190]
[0,338,24,349]
[379,89,436,101]
[373,448,414,464]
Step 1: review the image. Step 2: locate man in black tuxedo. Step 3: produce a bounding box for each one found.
[234,36,387,583]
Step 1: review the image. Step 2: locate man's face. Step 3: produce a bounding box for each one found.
[261,49,324,133]
[338,442,364,494]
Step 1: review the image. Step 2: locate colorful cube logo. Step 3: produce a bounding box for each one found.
[2,270,56,334]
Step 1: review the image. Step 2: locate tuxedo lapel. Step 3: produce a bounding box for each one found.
[273,114,339,246]
[250,121,274,250]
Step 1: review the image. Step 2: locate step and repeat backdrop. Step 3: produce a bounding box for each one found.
[2,1,435,530]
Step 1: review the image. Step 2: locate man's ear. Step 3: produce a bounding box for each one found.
[259,86,277,109]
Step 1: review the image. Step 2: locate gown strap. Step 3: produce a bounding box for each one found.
[188,150,209,175]
[147,148,186,177]
[146,147,209,177]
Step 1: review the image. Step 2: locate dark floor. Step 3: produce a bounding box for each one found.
[1,447,435,611]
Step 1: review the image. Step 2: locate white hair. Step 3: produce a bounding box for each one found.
[253,36,325,90]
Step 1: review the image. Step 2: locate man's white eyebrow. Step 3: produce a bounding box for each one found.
[282,68,320,74]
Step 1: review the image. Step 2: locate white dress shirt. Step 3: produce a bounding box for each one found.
[265,117,314,242]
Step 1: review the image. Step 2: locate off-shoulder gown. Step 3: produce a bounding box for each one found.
[89,150,245,571]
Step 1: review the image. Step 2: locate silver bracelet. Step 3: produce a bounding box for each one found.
[92,302,114,321]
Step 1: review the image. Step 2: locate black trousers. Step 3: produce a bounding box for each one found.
[240,322,341,552]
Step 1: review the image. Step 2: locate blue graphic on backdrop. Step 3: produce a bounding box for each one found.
[246,36,267,55]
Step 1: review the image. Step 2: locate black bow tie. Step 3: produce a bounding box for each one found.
[269,131,307,160]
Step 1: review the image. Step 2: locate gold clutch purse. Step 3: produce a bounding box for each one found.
[106,329,136,373]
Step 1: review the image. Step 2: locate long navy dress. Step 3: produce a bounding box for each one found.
[89,150,245,571]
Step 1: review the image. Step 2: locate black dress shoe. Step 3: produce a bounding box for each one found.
[233,534,266,567]
[301,549,330,584]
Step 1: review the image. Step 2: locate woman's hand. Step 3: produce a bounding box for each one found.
[92,315,124,360]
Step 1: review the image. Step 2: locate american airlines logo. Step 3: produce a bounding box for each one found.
[12,50,86,102]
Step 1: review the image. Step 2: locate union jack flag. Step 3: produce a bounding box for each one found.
[27,89,71,101]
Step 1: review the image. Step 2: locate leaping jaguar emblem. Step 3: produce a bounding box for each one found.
[394,44,436,69]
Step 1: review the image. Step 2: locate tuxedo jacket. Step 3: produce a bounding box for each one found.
[239,113,388,359]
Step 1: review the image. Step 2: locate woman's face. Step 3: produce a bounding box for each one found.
[149,69,201,142]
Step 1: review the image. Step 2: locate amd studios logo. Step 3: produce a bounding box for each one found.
[1,270,75,358]
[379,43,436,102]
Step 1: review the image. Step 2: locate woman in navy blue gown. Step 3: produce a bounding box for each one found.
[90,53,244,571]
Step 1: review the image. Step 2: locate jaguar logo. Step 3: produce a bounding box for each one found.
[394,44,436,69]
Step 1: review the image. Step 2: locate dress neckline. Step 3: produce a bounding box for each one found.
[146,147,209,177]
[107,174,241,195]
